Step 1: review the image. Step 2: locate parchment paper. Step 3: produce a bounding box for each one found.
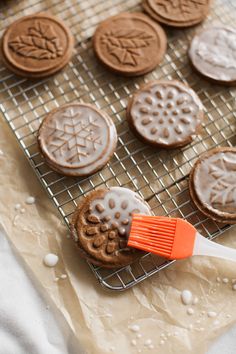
[1,112,236,354]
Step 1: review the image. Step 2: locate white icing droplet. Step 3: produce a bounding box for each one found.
[0,149,4,156]
[136,333,142,339]
[213,320,220,326]
[193,297,199,305]
[181,289,193,305]
[14,203,21,210]
[187,308,194,315]
[25,196,36,204]
[222,278,229,284]
[207,311,217,318]
[232,284,236,290]
[160,340,165,345]
[144,339,152,346]
[129,324,140,332]
[20,208,25,214]
[60,274,67,279]
[54,277,59,282]
[43,253,59,267]
[216,277,221,282]
[131,339,137,346]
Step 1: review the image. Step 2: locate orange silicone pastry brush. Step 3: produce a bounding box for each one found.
[128,215,236,261]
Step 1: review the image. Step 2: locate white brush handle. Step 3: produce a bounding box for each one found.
[193,232,236,262]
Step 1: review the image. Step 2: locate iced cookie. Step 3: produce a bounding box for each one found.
[189,26,236,85]
[1,13,74,78]
[143,0,210,28]
[127,80,203,148]
[189,147,236,224]
[93,12,167,76]
[70,187,152,268]
[38,103,117,176]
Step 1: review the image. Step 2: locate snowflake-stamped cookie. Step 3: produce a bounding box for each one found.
[1,13,74,78]
[143,0,210,28]
[127,80,204,148]
[189,26,236,85]
[93,12,167,76]
[38,103,117,176]
[70,187,152,268]
[189,147,236,224]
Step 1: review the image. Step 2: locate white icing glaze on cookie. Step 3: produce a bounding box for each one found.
[90,187,152,236]
[39,104,117,176]
[189,26,236,82]
[130,80,203,146]
[194,151,236,214]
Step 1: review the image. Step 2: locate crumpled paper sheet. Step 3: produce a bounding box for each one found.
[1,115,236,354]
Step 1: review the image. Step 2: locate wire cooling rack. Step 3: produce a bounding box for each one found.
[0,0,235,291]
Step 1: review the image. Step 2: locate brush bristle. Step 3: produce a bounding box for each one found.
[128,215,177,258]
[128,214,196,259]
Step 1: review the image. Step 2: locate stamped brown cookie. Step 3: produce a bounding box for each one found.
[189,147,236,224]
[1,13,74,78]
[93,12,167,76]
[70,187,152,268]
[38,103,117,176]
[189,26,236,85]
[127,80,203,148]
[143,0,210,28]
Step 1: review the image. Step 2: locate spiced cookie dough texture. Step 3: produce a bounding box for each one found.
[127,80,204,148]
[38,104,117,177]
[70,187,152,268]
[143,0,210,28]
[189,147,236,224]
[93,12,167,76]
[189,26,236,85]
[1,13,74,77]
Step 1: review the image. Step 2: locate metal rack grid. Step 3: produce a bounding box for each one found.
[0,0,235,291]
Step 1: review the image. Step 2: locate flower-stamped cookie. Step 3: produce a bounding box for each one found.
[1,13,74,78]
[70,187,152,268]
[189,147,236,224]
[38,103,117,176]
[93,12,167,76]
[127,80,204,148]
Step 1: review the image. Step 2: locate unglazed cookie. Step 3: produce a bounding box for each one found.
[93,12,167,76]
[189,26,236,85]
[189,147,236,224]
[38,104,117,176]
[1,13,74,78]
[143,0,210,28]
[70,187,152,268]
[127,80,203,148]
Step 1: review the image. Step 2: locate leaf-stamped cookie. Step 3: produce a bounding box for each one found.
[38,104,117,177]
[101,29,154,66]
[93,12,167,76]
[143,0,210,27]
[209,158,236,207]
[189,147,236,224]
[2,13,74,78]
[9,21,63,60]
[189,26,236,85]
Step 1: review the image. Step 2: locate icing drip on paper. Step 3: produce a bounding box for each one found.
[43,253,58,267]
[181,289,193,305]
